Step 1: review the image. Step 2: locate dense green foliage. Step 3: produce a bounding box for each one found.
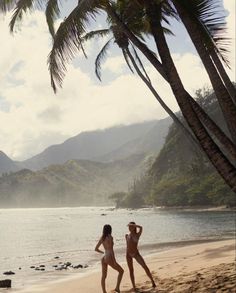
[112,89,236,208]
[0,154,148,208]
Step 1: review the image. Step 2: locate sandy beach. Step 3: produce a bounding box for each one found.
[18,239,235,293]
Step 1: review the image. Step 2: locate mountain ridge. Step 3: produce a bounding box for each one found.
[0,118,170,173]
[0,153,152,207]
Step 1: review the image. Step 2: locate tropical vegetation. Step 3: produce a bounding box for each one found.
[111,88,236,208]
[1,0,236,194]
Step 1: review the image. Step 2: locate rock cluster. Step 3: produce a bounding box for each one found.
[0,279,11,288]
[26,260,88,272]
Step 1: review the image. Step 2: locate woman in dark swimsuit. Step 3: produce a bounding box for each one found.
[95,224,124,293]
[126,222,156,291]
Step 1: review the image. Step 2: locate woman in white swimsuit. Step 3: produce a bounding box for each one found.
[126,222,156,291]
[95,224,124,293]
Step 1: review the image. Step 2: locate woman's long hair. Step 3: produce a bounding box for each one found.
[102,224,112,241]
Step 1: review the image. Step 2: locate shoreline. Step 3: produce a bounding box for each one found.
[15,238,235,293]
[0,205,235,211]
[1,207,234,292]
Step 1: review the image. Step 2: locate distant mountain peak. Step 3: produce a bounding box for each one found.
[21,119,171,170]
[0,151,20,174]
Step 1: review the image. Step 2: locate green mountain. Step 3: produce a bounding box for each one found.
[0,118,171,208]
[113,89,236,208]
[0,153,152,208]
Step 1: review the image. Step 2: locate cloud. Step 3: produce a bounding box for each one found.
[38,105,63,123]
[103,56,127,75]
[0,2,234,161]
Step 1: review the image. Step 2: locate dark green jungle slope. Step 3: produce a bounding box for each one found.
[0,154,151,207]
[111,88,236,208]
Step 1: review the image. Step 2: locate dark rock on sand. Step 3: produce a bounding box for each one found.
[54,256,60,259]
[55,266,66,271]
[3,271,15,275]
[0,279,11,288]
[73,264,83,269]
[30,266,36,269]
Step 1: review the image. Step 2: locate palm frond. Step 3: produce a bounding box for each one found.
[122,48,134,73]
[176,0,231,67]
[131,45,151,83]
[46,0,60,37]
[48,0,105,92]
[163,26,175,36]
[95,38,113,81]
[82,28,111,42]
[107,0,150,41]
[9,0,43,32]
[0,0,17,13]
[161,1,179,23]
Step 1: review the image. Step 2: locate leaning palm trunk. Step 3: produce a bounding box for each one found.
[125,47,199,150]
[210,49,236,105]
[173,0,236,144]
[106,4,236,162]
[144,2,236,191]
[190,98,236,161]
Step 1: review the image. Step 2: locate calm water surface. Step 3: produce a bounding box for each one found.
[0,207,235,291]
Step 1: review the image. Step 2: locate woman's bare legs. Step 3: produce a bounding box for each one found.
[135,253,156,288]
[126,254,136,291]
[101,258,108,293]
[109,261,124,292]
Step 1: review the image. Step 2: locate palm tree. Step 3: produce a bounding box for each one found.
[172,0,236,144]
[141,0,236,191]
[103,3,236,160]
[45,1,236,162]
[210,51,236,105]
[1,0,236,191]
[81,25,199,149]
[112,1,236,152]
[172,0,236,105]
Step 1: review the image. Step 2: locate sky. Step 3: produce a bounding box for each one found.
[0,0,235,161]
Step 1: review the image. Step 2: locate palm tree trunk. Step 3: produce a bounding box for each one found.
[105,4,236,161]
[125,47,200,150]
[190,98,236,161]
[210,49,236,105]
[144,2,236,192]
[173,0,236,144]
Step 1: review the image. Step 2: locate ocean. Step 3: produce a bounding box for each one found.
[0,207,235,291]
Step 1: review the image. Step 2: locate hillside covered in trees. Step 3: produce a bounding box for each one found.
[0,154,151,208]
[111,88,236,208]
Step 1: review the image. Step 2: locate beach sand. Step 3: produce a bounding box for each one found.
[19,239,235,292]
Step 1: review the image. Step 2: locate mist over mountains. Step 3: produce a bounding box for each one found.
[0,118,171,173]
[0,118,171,207]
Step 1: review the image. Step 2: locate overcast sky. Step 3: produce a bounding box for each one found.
[0,0,235,161]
